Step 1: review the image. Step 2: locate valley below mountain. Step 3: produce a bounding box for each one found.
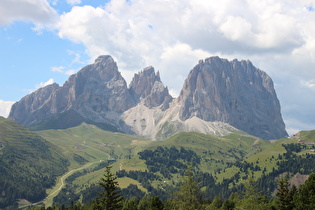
[0,118,314,209]
[3,55,314,209]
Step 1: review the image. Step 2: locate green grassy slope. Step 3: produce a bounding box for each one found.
[0,117,68,209]
[34,123,151,206]
[30,109,120,132]
[147,132,264,172]
[36,122,150,170]
[31,124,315,205]
[298,130,315,142]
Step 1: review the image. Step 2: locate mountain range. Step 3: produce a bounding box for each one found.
[8,55,288,140]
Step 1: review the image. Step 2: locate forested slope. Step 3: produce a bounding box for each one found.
[0,117,68,209]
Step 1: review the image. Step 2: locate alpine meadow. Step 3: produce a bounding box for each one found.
[1,1,315,210]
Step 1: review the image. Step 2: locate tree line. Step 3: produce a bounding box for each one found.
[29,166,315,210]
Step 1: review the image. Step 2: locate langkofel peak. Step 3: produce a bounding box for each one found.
[9,55,288,140]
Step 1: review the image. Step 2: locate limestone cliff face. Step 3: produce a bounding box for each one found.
[9,55,135,127]
[9,55,288,140]
[129,66,173,110]
[66,55,135,123]
[177,56,287,140]
[9,83,60,126]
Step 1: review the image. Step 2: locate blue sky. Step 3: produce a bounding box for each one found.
[0,0,315,135]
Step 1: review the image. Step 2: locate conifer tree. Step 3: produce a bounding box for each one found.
[173,165,203,210]
[236,177,269,210]
[275,176,295,210]
[95,165,124,210]
[293,173,315,210]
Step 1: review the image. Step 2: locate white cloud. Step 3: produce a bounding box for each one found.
[50,52,83,76]
[67,50,84,65]
[66,0,81,5]
[51,65,75,75]
[169,89,179,98]
[0,0,58,27]
[56,0,315,68]
[284,117,315,135]
[55,0,315,132]
[0,100,15,118]
[301,80,315,89]
[35,78,55,90]
[219,16,253,42]
[49,0,59,6]
[51,66,65,73]
[65,69,76,75]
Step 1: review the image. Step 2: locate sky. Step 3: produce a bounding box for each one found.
[0,0,315,135]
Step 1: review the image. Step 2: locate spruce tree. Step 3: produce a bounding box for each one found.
[236,177,269,210]
[293,173,315,210]
[95,165,124,210]
[173,165,203,210]
[275,176,295,210]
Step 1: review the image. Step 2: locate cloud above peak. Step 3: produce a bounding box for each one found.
[55,0,315,133]
[56,0,315,80]
[0,0,58,27]
[1,0,314,134]
[57,0,313,62]
[0,100,15,118]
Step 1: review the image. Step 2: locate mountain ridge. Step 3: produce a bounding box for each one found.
[9,55,288,140]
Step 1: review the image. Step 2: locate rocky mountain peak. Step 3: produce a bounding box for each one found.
[178,56,287,140]
[9,55,135,129]
[9,55,287,140]
[129,66,172,109]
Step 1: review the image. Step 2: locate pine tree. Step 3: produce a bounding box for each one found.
[275,176,295,210]
[137,196,164,210]
[293,173,315,210]
[173,165,203,210]
[95,166,124,210]
[236,177,269,210]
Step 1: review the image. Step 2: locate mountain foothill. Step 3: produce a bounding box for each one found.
[2,55,314,209]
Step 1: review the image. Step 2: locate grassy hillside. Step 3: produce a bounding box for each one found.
[34,123,151,206]
[144,132,264,172]
[0,117,68,209]
[297,130,315,142]
[36,123,150,170]
[35,127,266,204]
[24,123,315,207]
[30,109,120,132]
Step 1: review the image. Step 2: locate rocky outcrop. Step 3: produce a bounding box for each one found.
[129,66,173,110]
[177,56,287,140]
[9,55,135,128]
[9,55,288,140]
[9,83,60,126]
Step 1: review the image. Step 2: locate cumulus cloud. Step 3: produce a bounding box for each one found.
[0,0,58,27]
[55,0,315,132]
[0,100,15,118]
[35,78,55,90]
[51,66,65,73]
[301,80,315,89]
[57,0,314,73]
[50,51,83,76]
[66,0,81,5]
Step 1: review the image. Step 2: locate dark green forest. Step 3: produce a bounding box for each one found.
[30,168,315,210]
[1,116,315,210]
[0,118,69,209]
[32,144,315,210]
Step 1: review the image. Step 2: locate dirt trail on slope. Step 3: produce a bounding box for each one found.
[19,161,98,209]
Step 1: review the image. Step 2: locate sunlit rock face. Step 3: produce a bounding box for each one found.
[9,55,288,140]
[129,66,173,110]
[177,56,288,140]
